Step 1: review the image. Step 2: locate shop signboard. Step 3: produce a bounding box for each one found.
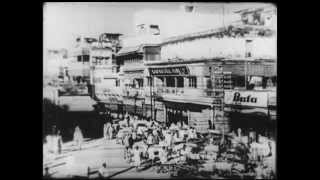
[225,90,268,108]
[123,98,143,107]
[149,66,189,76]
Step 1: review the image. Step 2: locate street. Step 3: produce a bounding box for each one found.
[43,138,173,179]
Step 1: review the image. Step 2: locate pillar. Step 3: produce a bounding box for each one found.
[187,109,191,126]
[164,105,167,125]
[184,77,188,88]
[174,77,177,94]
[211,104,214,129]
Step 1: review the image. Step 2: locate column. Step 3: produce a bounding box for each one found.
[164,105,167,125]
[211,104,214,129]
[184,77,188,88]
[174,77,177,94]
[187,109,190,126]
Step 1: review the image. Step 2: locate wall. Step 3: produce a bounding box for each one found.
[161,36,276,60]
[133,9,240,39]
[121,34,162,47]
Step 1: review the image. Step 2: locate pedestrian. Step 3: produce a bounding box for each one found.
[249,128,255,143]
[133,146,141,170]
[237,128,242,138]
[123,134,130,160]
[159,146,168,164]
[255,162,265,179]
[57,130,62,154]
[73,126,84,150]
[103,123,108,140]
[108,125,114,140]
[98,162,110,178]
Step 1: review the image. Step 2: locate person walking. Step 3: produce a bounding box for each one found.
[57,130,62,154]
[103,123,108,140]
[73,126,84,150]
[108,125,114,140]
[133,146,141,171]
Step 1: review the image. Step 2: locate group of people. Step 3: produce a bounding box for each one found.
[111,112,276,178]
[44,125,84,157]
[117,113,201,172]
[44,126,63,155]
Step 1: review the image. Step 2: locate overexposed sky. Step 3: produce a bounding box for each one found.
[43,2,272,50]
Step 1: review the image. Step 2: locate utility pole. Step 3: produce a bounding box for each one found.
[150,76,153,121]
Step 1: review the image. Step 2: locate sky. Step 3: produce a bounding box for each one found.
[43,2,271,50]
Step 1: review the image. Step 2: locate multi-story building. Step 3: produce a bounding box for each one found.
[116,4,277,136]
[116,34,161,118]
[43,48,68,85]
[89,33,123,114]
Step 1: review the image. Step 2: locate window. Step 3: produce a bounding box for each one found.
[146,54,160,61]
[232,75,246,88]
[245,40,253,58]
[77,55,82,62]
[134,79,143,88]
[188,77,197,88]
[166,77,175,87]
[177,77,184,88]
[206,78,212,89]
[83,55,90,62]
[116,79,120,87]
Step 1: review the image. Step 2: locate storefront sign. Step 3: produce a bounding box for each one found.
[225,90,268,107]
[149,66,189,76]
[123,99,143,107]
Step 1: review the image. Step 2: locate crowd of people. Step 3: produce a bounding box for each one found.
[110,112,276,179]
[43,110,276,179]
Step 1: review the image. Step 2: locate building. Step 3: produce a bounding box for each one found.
[89,33,123,114]
[66,36,95,84]
[116,33,161,119]
[117,4,277,136]
[43,48,68,85]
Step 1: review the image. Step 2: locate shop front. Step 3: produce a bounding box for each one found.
[224,90,276,139]
[123,97,144,116]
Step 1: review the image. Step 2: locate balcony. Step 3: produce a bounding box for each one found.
[151,87,214,105]
[122,87,145,98]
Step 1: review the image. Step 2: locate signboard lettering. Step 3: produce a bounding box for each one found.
[149,66,189,76]
[233,92,257,103]
[225,90,268,107]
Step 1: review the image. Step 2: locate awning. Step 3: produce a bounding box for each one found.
[117,45,142,56]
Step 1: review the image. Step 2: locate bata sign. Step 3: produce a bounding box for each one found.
[149,66,189,76]
[225,90,268,107]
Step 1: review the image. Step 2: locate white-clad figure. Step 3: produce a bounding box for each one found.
[159,146,168,164]
[133,146,141,170]
[103,123,108,140]
[108,125,114,140]
[73,126,84,150]
[56,130,63,154]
